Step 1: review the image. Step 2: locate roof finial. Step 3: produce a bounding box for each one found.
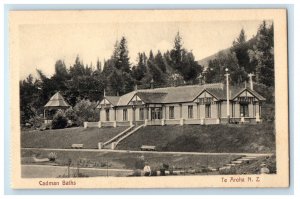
[134,84,138,91]
[104,89,106,97]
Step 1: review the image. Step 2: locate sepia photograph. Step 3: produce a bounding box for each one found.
[9,9,289,188]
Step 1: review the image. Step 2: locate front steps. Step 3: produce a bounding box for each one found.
[102,124,145,150]
[218,154,272,172]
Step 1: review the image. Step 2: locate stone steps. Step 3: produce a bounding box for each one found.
[218,154,265,171]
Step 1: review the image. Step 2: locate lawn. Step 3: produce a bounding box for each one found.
[21,127,127,149]
[116,122,275,153]
[21,149,242,172]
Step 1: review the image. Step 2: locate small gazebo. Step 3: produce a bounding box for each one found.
[44,91,70,124]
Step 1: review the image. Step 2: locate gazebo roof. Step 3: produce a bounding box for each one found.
[44,92,70,108]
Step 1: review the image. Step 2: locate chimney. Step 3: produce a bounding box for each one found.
[134,84,138,91]
[150,78,154,89]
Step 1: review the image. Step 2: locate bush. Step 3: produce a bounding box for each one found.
[73,99,99,126]
[52,109,68,129]
[28,114,44,129]
[65,107,78,126]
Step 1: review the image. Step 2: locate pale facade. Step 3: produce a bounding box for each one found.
[96,83,265,127]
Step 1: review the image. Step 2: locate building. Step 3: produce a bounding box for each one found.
[44,91,70,124]
[95,83,265,127]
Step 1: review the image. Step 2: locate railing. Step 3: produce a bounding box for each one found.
[165,119,181,125]
[134,121,145,126]
[204,118,219,125]
[83,121,99,128]
[115,124,145,147]
[116,121,130,126]
[101,121,115,127]
[221,117,259,124]
[147,120,162,126]
[184,119,202,125]
[103,126,134,147]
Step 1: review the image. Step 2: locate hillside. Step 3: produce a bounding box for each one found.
[116,123,275,153]
[197,37,257,68]
[21,127,127,149]
[197,48,230,68]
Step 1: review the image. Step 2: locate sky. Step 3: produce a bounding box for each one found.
[18,20,263,80]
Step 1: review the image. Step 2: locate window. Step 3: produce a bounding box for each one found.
[105,109,110,121]
[188,105,193,119]
[151,107,162,120]
[205,104,211,118]
[199,97,213,105]
[123,109,128,121]
[240,103,249,117]
[169,106,175,119]
[139,108,144,120]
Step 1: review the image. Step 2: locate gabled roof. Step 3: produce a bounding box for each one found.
[232,88,266,101]
[44,92,70,108]
[105,96,121,106]
[97,83,266,107]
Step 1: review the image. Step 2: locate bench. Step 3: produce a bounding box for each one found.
[71,144,83,149]
[140,145,156,151]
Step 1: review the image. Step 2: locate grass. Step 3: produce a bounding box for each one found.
[116,122,275,153]
[21,127,127,149]
[21,149,242,171]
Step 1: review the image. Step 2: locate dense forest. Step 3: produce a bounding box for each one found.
[20,21,274,126]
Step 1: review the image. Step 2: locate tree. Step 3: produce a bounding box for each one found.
[167,32,202,82]
[170,32,183,70]
[132,53,147,81]
[69,55,85,77]
[51,60,69,92]
[96,58,102,72]
[232,29,252,71]
[248,21,274,87]
[154,50,166,73]
[107,69,123,96]
[230,29,252,83]
[19,74,42,124]
[147,50,166,87]
[116,37,131,72]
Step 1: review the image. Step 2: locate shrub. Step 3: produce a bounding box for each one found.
[65,107,78,126]
[73,99,99,126]
[51,109,68,129]
[28,114,44,129]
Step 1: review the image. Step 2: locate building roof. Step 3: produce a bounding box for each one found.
[105,96,121,106]
[98,83,265,107]
[44,92,70,108]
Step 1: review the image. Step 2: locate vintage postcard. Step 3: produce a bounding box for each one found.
[9,9,289,188]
